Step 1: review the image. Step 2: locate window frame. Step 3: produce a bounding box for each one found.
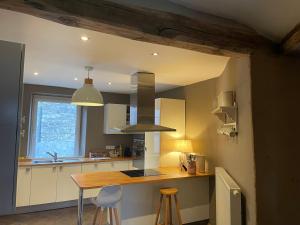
[28,94,82,159]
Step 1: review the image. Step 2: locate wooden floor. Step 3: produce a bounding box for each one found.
[0,206,209,225]
[0,205,95,225]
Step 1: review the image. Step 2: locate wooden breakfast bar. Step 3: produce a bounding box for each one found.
[71,167,211,225]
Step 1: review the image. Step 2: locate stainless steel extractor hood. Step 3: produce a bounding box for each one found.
[121,72,176,133]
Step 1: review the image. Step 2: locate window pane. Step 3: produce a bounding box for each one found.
[33,99,79,158]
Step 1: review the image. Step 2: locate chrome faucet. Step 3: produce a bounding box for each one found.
[46,151,58,162]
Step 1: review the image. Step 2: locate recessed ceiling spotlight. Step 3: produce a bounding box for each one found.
[81,36,89,41]
[108,82,112,85]
[74,77,78,81]
[33,72,39,76]
[152,52,159,56]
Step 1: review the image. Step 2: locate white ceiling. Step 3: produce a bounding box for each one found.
[169,0,300,41]
[0,9,229,94]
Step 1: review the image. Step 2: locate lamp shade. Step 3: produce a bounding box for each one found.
[175,139,193,153]
[72,78,104,106]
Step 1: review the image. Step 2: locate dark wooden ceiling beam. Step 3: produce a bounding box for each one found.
[281,23,300,55]
[0,0,272,56]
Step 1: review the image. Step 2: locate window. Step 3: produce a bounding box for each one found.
[29,95,82,158]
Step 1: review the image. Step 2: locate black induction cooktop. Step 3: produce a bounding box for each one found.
[120,169,162,177]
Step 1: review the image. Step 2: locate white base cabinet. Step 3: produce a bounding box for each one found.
[16,167,31,207]
[56,164,82,202]
[16,160,133,206]
[82,162,113,198]
[30,166,58,205]
[111,161,131,171]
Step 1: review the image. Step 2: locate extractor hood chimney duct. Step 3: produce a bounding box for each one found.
[121,72,176,133]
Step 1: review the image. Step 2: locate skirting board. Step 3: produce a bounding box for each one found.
[15,199,90,214]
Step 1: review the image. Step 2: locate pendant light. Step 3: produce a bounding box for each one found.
[72,66,104,106]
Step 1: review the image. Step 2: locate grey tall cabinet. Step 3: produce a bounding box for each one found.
[0,40,24,215]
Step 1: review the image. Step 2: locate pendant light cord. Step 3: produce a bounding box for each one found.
[85,66,93,79]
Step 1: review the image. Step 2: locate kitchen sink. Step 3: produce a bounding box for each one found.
[32,160,58,164]
[32,159,82,164]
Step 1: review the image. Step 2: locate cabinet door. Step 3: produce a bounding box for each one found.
[16,167,31,207]
[56,164,82,202]
[128,160,135,170]
[103,104,127,134]
[82,162,113,198]
[30,166,58,205]
[112,161,130,171]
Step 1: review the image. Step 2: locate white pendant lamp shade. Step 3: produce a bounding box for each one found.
[72,66,104,106]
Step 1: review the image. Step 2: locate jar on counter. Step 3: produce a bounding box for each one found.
[187,161,196,175]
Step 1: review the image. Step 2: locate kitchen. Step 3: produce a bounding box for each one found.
[0,1,299,225]
[0,7,227,225]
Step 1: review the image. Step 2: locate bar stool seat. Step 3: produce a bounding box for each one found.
[155,187,182,225]
[91,185,122,225]
[160,188,178,196]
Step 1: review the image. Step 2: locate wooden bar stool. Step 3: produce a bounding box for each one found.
[91,185,122,225]
[155,187,182,225]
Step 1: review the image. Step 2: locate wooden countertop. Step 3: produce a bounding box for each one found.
[18,157,137,167]
[71,167,212,189]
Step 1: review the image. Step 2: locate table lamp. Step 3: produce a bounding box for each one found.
[175,139,193,171]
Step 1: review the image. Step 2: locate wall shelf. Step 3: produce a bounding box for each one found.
[212,105,238,137]
[211,106,237,124]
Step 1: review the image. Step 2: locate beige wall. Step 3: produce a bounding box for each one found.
[158,56,256,225]
[20,84,133,157]
[157,78,217,158]
[214,56,256,225]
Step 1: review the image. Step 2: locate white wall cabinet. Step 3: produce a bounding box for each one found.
[30,166,58,205]
[103,104,128,134]
[56,164,82,202]
[16,167,32,207]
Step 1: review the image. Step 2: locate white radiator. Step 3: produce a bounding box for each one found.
[216,167,241,225]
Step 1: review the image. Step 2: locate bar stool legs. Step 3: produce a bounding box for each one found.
[91,185,122,225]
[93,207,120,225]
[155,195,163,225]
[93,208,100,225]
[174,195,182,225]
[109,208,113,225]
[155,188,182,225]
[113,208,120,225]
